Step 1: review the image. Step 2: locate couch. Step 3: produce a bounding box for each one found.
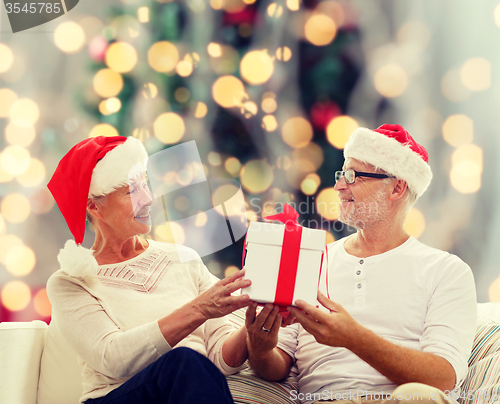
[2,303,500,404]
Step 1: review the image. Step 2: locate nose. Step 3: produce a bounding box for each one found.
[334,175,347,191]
[136,185,152,208]
[141,186,153,206]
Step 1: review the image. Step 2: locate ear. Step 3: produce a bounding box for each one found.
[389,179,408,202]
[87,198,101,220]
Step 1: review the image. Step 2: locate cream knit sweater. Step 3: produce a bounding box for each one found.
[47,240,243,403]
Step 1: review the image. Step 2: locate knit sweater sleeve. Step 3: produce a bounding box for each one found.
[197,264,246,376]
[46,272,171,380]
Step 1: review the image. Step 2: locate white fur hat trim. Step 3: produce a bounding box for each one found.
[344,127,433,197]
[57,240,98,281]
[89,136,148,197]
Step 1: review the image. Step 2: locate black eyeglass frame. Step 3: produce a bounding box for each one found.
[335,169,393,185]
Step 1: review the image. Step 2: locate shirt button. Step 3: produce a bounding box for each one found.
[357,283,362,289]
[359,259,364,264]
[356,270,361,275]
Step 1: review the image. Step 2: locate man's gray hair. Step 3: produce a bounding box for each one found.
[405,187,419,206]
[373,165,418,207]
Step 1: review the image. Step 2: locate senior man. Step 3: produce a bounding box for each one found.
[245,124,477,404]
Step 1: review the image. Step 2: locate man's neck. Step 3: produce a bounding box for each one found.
[344,225,410,258]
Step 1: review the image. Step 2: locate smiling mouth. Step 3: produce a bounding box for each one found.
[135,210,150,219]
[340,198,354,203]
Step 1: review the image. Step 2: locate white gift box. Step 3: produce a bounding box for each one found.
[242,221,326,307]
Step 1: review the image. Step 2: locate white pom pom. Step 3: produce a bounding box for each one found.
[57,240,98,281]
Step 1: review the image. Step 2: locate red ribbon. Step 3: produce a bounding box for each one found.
[318,245,330,304]
[264,203,303,307]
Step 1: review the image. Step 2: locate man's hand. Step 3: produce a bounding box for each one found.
[280,310,297,327]
[245,302,282,355]
[289,292,456,391]
[287,291,360,349]
[193,269,251,320]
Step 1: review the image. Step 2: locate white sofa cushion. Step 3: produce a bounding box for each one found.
[0,321,47,404]
[37,315,82,404]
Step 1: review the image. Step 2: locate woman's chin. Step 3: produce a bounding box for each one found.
[134,219,152,234]
[140,224,152,234]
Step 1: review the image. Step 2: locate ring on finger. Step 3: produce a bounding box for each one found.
[262,326,271,332]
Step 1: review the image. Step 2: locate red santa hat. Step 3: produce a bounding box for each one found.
[343,124,432,198]
[47,136,148,280]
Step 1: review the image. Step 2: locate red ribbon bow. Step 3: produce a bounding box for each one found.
[264,203,299,225]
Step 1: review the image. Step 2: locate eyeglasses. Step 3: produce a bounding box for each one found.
[335,169,393,185]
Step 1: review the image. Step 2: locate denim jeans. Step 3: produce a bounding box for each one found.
[85,347,234,404]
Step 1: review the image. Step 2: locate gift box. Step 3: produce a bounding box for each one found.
[242,204,326,307]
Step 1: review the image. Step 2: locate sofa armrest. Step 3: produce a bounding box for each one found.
[0,321,48,404]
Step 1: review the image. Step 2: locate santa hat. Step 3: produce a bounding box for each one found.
[344,124,432,198]
[47,136,148,280]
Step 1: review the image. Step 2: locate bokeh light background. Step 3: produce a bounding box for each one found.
[0,0,499,322]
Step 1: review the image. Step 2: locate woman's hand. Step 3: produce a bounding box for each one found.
[245,302,282,355]
[245,302,294,381]
[194,269,252,320]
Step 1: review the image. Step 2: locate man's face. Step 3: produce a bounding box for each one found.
[333,158,393,229]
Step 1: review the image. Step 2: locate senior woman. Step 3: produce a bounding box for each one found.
[47,136,251,404]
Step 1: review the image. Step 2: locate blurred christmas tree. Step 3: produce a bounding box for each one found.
[76,0,363,277]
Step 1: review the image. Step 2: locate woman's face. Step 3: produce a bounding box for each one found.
[95,174,152,239]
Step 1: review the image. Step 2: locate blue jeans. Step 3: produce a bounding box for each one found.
[85,347,234,404]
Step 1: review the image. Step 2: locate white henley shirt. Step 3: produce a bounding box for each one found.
[277,236,477,404]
